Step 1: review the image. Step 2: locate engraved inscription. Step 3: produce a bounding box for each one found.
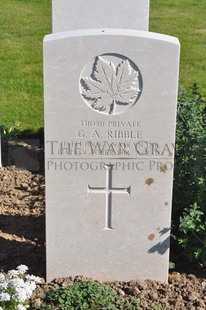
[80,120,142,128]
[80,54,142,115]
[88,164,131,229]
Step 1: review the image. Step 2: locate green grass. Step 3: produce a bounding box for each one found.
[150,0,206,92]
[0,0,205,131]
[0,0,51,132]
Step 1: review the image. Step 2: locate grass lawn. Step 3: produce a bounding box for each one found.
[0,0,51,132]
[0,0,205,132]
[150,0,206,93]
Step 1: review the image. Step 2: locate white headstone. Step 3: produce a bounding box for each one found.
[52,0,150,33]
[44,29,180,283]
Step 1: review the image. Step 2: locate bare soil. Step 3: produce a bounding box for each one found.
[1,166,206,309]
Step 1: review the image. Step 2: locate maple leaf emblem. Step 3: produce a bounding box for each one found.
[81,56,141,115]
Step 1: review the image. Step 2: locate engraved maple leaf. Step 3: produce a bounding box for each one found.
[81,56,140,114]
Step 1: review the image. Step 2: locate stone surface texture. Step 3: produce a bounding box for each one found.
[44,29,180,283]
[52,0,150,33]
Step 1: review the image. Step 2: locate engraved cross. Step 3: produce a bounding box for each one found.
[88,164,131,230]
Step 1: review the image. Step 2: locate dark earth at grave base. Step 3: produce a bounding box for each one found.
[1,166,206,309]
